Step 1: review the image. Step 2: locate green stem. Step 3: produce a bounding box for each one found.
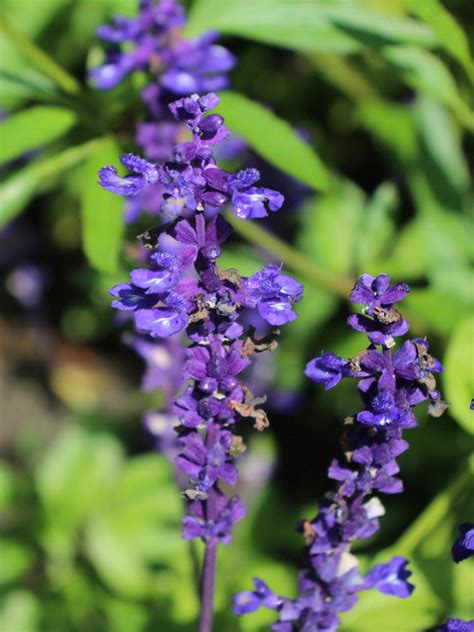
[393,463,473,558]
[0,13,81,95]
[225,212,353,297]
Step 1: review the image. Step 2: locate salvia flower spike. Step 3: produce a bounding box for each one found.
[101,92,302,632]
[234,273,448,631]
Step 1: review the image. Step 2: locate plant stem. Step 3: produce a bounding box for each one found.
[198,423,220,632]
[199,537,218,632]
[225,212,353,297]
[0,13,81,95]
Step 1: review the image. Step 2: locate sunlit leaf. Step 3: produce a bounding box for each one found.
[406,0,473,79]
[0,105,77,164]
[444,317,474,435]
[383,46,474,129]
[0,138,101,227]
[186,0,436,52]
[80,137,125,273]
[218,91,329,192]
[0,591,40,632]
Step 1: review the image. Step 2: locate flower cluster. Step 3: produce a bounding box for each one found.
[92,0,236,222]
[234,273,448,630]
[103,93,303,545]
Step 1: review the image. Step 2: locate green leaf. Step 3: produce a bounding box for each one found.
[444,317,474,434]
[85,454,184,598]
[0,105,77,164]
[383,46,474,129]
[382,218,428,280]
[218,91,329,192]
[80,137,125,273]
[355,182,397,272]
[406,0,473,79]
[356,99,418,163]
[36,426,124,538]
[186,0,436,53]
[340,560,442,630]
[186,1,367,53]
[0,591,40,632]
[0,540,34,586]
[298,181,365,273]
[0,138,102,227]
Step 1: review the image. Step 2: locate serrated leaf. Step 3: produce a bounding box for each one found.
[444,317,474,434]
[0,106,77,164]
[80,137,125,273]
[0,138,101,227]
[217,91,329,192]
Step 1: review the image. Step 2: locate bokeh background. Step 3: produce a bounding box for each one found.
[0,0,473,630]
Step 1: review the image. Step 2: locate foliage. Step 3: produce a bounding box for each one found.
[0,0,472,629]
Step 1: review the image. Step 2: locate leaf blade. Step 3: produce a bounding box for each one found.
[0,105,77,164]
[218,91,329,192]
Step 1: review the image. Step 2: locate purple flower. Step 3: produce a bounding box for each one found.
[438,618,474,632]
[236,275,445,629]
[363,556,414,597]
[182,491,245,543]
[98,153,158,196]
[176,429,238,493]
[135,292,190,337]
[350,274,409,313]
[245,264,303,326]
[452,523,474,563]
[233,578,281,615]
[305,352,348,390]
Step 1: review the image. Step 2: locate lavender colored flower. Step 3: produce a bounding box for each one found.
[244,264,304,326]
[451,523,474,563]
[305,352,348,390]
[101,92,302,631]
[438,618,474,632]
[235,274,446,630]
[92,0,236,223]
[362,556,414,597]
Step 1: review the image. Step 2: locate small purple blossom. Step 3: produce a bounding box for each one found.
[451,523,474,563]
[244,264,304,326]
[362,556,414,597]
[305,352,348,390]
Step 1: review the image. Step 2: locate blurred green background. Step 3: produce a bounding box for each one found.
[0,0,473,630]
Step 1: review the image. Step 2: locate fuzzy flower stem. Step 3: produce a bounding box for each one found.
[199,537,219,632]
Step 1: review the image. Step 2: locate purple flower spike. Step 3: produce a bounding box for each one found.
[237,273,446,630]
[363,556,414,598]
[451,523,474,563]
[305,352,348,390]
